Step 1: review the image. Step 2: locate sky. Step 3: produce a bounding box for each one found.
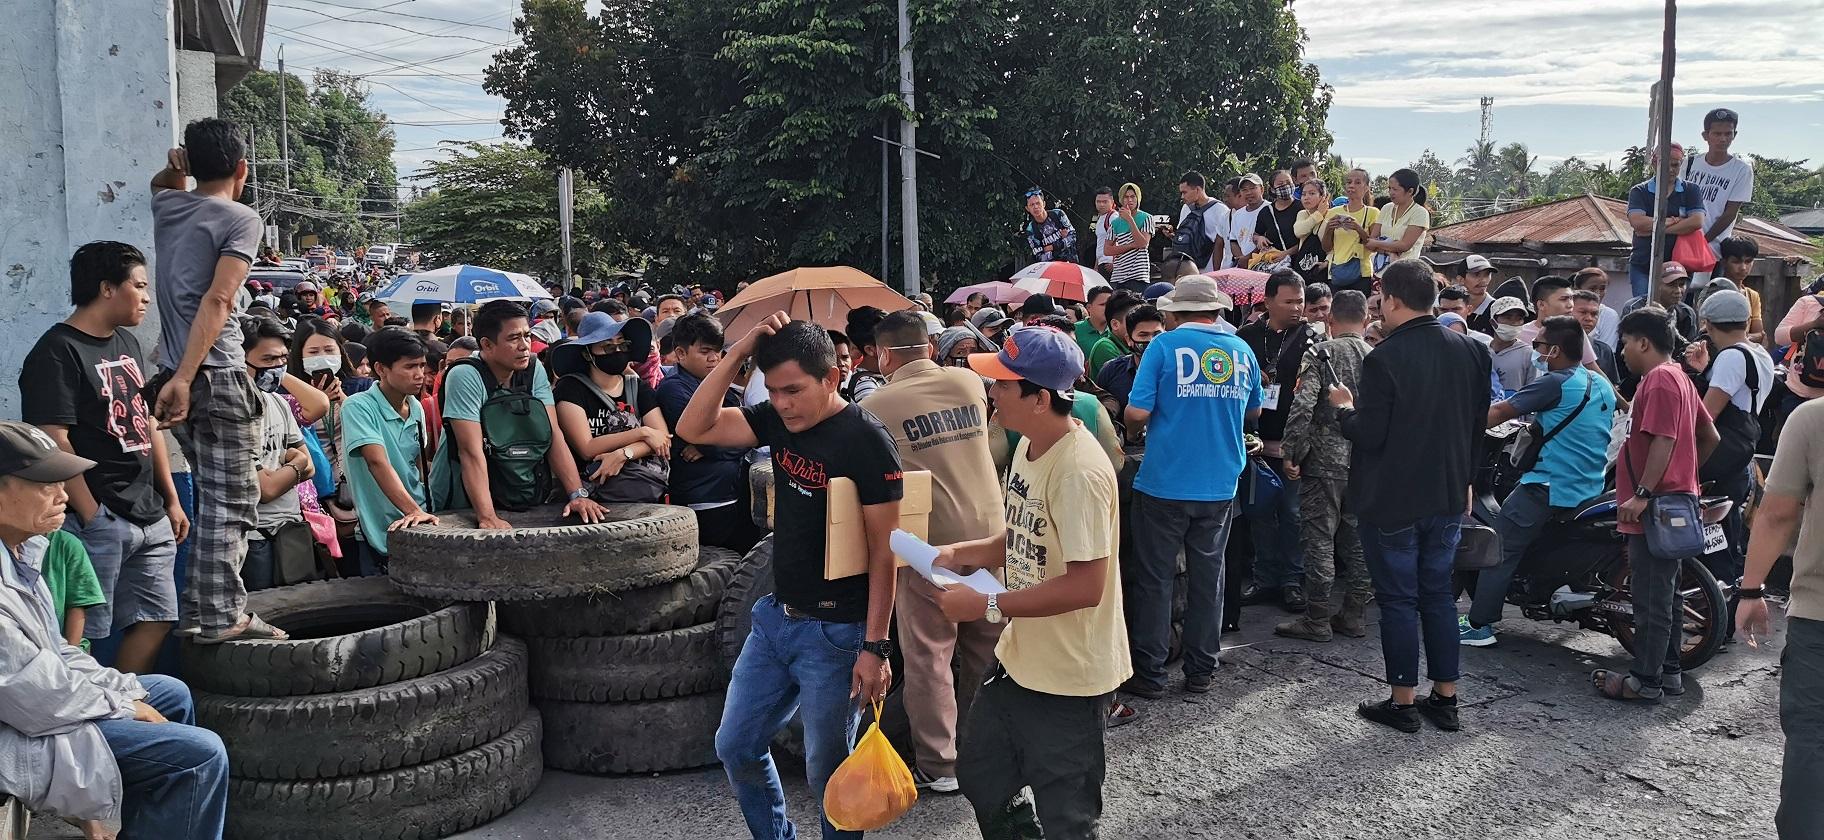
[264,0,1824,202]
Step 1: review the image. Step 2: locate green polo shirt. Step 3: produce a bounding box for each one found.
[341,386,429,555]
[1073,319,1109,361]
[1086,333,1130,381]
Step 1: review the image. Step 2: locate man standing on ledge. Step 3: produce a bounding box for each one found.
[679,313,901,840]
[1328,258,1491,733]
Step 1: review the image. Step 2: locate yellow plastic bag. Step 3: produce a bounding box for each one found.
[823,701,918,831]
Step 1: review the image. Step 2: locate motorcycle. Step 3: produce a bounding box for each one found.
[1457,420,1734,671]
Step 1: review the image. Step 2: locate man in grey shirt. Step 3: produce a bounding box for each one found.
[149,118,288,643]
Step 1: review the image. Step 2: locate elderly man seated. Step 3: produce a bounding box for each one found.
[0,421,227,839]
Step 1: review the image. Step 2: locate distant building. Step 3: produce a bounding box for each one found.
[1781,208,1824,237]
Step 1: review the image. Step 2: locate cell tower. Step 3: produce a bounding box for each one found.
[1479,96,1494,146]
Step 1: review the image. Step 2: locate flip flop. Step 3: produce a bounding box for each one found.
[1107,701,1139,728]
[192,611,290,645]
[1591,668,1660,705]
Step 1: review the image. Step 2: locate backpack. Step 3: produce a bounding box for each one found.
[843,369,888,404]
[1700,345,1762,483]
[1173,200,1223,269]
[1789,297,1824,390]
[441,357,553,512]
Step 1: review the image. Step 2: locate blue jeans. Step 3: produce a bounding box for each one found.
[1250,462,1304,589]
[715,594,865,840]
[1359,515,1463,687]
[1629,261,1651,298]
[1468,484,1564,629]
[1128,492,1234,687]
[94,674,228,840]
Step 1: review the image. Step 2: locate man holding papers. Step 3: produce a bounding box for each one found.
[932,326,1130,838]
[859,311,1004,795]
[677,313,903,840]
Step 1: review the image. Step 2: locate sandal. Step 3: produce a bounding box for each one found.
[1591,669,1660,705]
[192,612,290,645]
[1107,701,1140,728]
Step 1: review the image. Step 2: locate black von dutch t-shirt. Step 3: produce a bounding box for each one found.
[742,402,903,622]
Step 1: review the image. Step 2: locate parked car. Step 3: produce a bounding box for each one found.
[248,268,308,293]
[364,244,395,267]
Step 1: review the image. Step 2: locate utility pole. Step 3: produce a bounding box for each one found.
[896,0,920,297]
[1647,1,1676,278]
[277,45,290,190]
[881,116,891,287]
[558,167,575,288]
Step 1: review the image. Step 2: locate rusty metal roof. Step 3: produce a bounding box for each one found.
[1433,194,1813,259]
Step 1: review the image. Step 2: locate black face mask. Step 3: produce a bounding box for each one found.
[593,352,631,376]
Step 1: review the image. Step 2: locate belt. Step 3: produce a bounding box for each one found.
[781,602,815,620]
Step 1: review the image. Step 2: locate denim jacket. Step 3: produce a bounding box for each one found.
[0,536,146,819]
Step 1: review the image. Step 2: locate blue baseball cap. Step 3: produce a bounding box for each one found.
[968,326,1083,393]
[573,312,653,356]
[1143,281,1175,301]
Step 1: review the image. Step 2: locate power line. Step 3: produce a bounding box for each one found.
[274,0,515,33]
[271,4,507,45]
[279,0,415,33]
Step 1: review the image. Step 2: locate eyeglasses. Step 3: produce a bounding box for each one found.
[1530,341,1555,352]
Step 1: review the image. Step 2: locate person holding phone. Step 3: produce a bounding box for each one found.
[289,320,356,482]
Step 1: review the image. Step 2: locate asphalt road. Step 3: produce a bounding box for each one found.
[29,599,1788,840]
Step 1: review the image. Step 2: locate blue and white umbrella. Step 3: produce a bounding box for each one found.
[373,265,551,305]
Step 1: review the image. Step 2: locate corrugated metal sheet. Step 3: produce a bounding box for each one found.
[1780,207,1824,232]
[1434,194,1814,259]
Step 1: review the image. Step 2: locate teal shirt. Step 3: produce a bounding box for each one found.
[1513,367,1617,508]
[341,387,429,555]
[427,358,556,512]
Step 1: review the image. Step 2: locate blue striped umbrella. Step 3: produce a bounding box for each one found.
[373,265,551,305]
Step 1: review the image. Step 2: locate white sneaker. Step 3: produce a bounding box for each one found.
[913,768,959,794]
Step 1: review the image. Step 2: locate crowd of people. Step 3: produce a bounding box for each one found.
[1,107,1820,840]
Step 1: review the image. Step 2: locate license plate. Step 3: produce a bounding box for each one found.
[1702,523,1727,555]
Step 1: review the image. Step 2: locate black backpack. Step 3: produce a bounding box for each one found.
[436,358,553,512]
[1700,345,1762,483]
[1173,200,1223,269]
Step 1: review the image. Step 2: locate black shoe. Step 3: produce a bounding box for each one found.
[1240,584,1280,606]
[1222,622,1242,634]
[1415,692,1461,732]
[1281,584,1308,612]
[1119,677,1165,700]
[1357,698,1421,733]
[1184,672,1213,693]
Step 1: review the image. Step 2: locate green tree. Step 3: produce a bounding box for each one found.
[221,69,400,249]
[1454,139,1499,199]
[1746,156,1824,222]
[401,142,624,278]
[1497,142,1538,200]
[1541,156,1595,197]
[484,0,1332,294]
[1408,149,1453,197]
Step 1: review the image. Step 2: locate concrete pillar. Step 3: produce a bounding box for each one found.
[0,0,183,417]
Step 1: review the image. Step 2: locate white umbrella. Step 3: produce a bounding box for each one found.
[372,265,551,305]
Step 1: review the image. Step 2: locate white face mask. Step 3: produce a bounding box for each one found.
[304,354,341,376]
[1494,324,1522,342]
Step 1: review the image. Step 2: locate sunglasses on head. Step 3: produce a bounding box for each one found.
[1023,189,1043,199]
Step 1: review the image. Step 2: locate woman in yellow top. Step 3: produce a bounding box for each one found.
[1320,168,1379,293]
[1365,168,1432,264]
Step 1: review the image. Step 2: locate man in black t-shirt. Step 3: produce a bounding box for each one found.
[21,242,191,676]
[677,313,903,840]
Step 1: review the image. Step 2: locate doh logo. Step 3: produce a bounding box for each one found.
[1175,346,1236,385]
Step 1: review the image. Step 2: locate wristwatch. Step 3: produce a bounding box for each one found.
[861,639,895,660]
[1633,486,1654,499]
[567,487,590,503]
[1738,586,1766,600]
[984,593,1003,624]
[621,446,637,461]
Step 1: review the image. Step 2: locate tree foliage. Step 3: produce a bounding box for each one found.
[484,0,1333,293]
[401,142,627,279]
[221,69,399,248]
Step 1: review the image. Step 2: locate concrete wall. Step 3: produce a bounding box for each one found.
[0,0,211,418]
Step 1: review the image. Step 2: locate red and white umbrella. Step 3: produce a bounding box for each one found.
[1010,261,1109,302]
[944,280,1030,307]
[1203,267,1271,308]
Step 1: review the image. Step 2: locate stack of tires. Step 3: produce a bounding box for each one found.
[187,577,541,840]
[392,503,734,775]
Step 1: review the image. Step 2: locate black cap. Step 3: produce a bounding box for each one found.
[0,421,95,483]
[1019,293,1057,318]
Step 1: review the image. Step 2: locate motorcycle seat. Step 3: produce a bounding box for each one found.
[1557,492,1618,523]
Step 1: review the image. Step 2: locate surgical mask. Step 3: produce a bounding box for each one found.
[593,351,631,376]
[1531,350,1550,375]
[1272,185,1294,200]
[253,366,285,392]
[303,354,341,376]
[1494,324,1522,342]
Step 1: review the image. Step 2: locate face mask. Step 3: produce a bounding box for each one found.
[593,351,631,376]
[1272,185,1294,200]
[303,354,341,376]
[1131,342,1150,358]
[1494,324,1522,342]
[1531,350,1550,374]
[253,366,285,392]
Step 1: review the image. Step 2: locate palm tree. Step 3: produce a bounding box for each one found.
[1498,142,1539,199]
[1455,140,1498,197]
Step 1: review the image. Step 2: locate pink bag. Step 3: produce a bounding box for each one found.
[302,509,343,559]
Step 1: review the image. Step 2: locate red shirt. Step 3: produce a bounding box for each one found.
[1617,362,1703,534]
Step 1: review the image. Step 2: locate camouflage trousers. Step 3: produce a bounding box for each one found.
[1299,474,1371,611]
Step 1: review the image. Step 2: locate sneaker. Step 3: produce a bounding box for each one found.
[1458,616,1497,647]
[1357,698,1421,733]
[913,768,960,794]
[1184,672,1213,693]
[1415,692,1461,732]
[1118,677,1165,700]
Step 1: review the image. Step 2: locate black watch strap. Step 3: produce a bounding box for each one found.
[861,639,894,659]
[1739,586,1766,600]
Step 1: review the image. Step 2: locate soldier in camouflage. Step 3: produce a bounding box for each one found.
[1276,289,1375,641]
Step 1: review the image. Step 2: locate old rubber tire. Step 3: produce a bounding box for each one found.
[539,692,723,774]
[526,622,727,702]
[718,536,775,669]
[226,710,543,840]
[748,459,774,530]
[498,547,742,637]
[182,577,492,697]
[389,502,698,601]
[197,637,530,780]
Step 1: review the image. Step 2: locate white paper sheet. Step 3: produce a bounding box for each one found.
[891,529,1006,595]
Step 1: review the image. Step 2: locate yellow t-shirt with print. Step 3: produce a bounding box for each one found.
[994,425,1131,697]
[1327,203,1380,278]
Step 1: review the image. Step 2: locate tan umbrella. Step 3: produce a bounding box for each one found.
[715,266,916,337]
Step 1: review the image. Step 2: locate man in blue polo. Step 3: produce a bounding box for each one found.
[1122,276,1262,706]
[1626,143,1706,298]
